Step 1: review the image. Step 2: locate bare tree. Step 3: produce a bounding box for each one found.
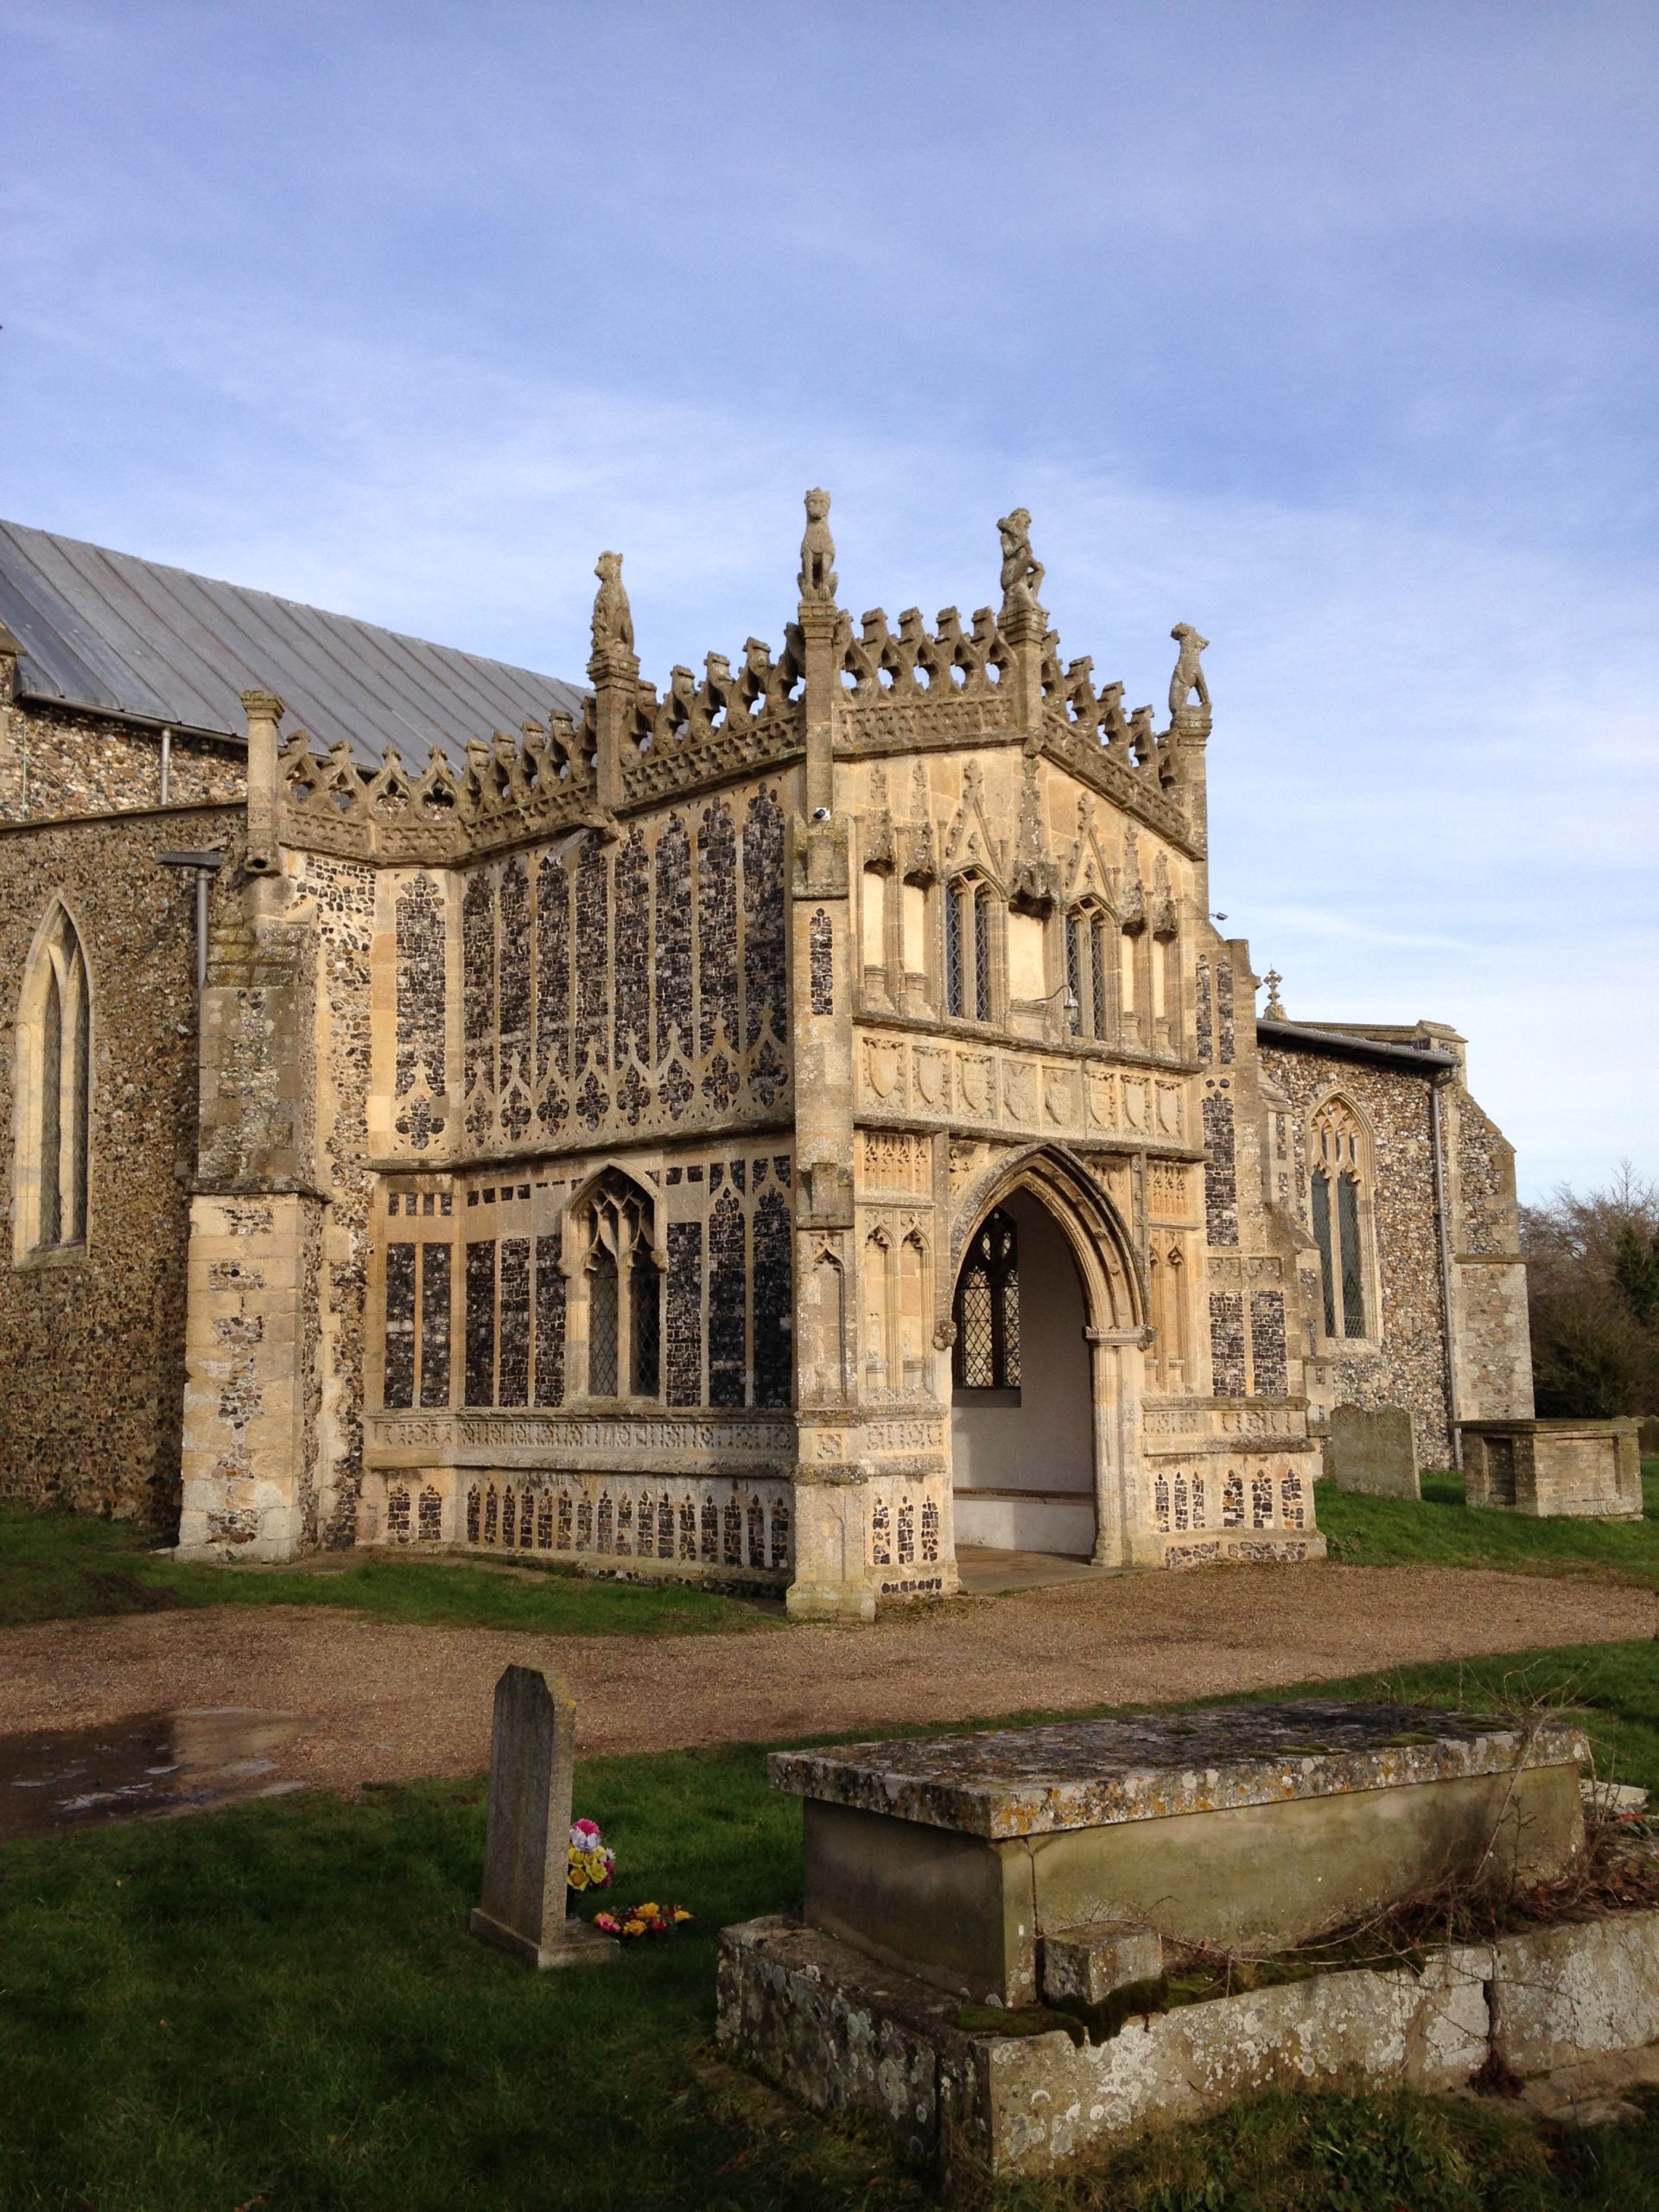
[1520,1164,1659,1418]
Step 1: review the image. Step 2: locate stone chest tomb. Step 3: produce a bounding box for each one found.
[767,1701,1586,2005]
[713,1700,1659,2178]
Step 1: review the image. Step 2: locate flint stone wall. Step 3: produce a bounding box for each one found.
[0,803,245,1522]
[0,700,244,823]
[1258,1045,1452,1464]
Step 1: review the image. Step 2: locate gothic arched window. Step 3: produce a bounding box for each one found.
[15,902,91,1257]
[1064,900,1116,1040]
[576,1172,661,1399]
[1309,1097,1371,1339]
[954,1206,1020,1389]
[944,874,996,1023]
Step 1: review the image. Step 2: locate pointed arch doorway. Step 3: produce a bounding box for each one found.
[950,1186,1098,1558]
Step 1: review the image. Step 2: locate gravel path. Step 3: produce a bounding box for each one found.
[1,1565,1651,1791]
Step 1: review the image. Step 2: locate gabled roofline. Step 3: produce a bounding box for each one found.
[1256,1017,1457,1075]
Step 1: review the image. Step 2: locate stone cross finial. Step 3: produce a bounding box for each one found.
[798,487,837,604]
[591,551,634,656]
[1169,623,1211,715]
[997,508,1045,618]
[1263,969,1287,1020]
[470,1663,618,1972]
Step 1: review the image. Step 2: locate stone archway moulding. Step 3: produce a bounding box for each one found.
[944,1141,1157,1569]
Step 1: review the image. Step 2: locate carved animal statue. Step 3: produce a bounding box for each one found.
[1168,622,1211,715]
[997,508,1046,610]
[798,488,837,602]
[592,551,634,653]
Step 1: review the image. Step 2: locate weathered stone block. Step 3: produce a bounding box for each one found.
[716,1914,1494,2180]
[1326,1404,1419,1497]
[1040,1923,1162,2007]
[1491,1910,1659,2075]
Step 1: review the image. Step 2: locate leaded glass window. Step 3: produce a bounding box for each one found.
[1063,905,1115,1041]
[945,883,965,1016]
[1337,1173,1365,1336]
[946,879,996,1023]
[974,897,993,1020]
[577,1169,658,1399]
[1310,1098,1370,1341]
[953,1207,1020,1389]
[1091,918,1110,1039]
[631,1247,660,1396]
[588,1248,619,1395]
[1311,1172,1338,1336]
[17,903,91,1252]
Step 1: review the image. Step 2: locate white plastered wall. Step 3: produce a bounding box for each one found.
[951,1187,1095,1555]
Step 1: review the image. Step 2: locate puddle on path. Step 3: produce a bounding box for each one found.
[0,1709,304,1842]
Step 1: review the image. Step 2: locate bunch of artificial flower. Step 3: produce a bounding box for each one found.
[593,1902,695,1941]
[567,1817,616,1894]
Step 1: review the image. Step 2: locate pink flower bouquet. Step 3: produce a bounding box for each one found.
[567,1817,616,1897]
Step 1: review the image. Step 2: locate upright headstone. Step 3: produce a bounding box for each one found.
[470,1664,617,1970]
[1325,1405,1420,1498]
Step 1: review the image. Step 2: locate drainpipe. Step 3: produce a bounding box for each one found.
[156,849,225,988]
[160,727,172,806]
[1428,1075,1461,1468]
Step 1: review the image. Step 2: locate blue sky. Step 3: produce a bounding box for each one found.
[4,0,1655,1197]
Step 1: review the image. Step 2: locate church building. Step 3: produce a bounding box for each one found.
[0,499,1535,1618]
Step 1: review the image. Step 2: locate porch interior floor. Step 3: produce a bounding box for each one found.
[953,1545,1123,1595]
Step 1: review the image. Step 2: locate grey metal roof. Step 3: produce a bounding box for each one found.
[1257,1018,1456,1073]
[0,518,586,767]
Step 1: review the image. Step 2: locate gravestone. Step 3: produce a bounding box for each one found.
[469,1663,616,1971]
[1326,1404,1419,1497]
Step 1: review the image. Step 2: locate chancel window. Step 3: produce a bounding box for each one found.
[578,1173,661,1399]
[1309,1098,1370,1339]
[944,876,995,1022]
[954,1207,1020,1389]
[15,902,91,1256]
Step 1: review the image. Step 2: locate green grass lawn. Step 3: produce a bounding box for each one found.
[3,1642,1657,2211]
[0,1503,776,1637]
[1316,1460,1659,1587]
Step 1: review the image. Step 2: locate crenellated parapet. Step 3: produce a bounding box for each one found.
[610,633,806,806]
[265,494,1210,866]
[276,709,600,863]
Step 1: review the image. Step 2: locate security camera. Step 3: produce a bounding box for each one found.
[812,807,831,822]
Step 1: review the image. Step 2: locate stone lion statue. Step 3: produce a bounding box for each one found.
[798,488,837,603]
[592,550,634,654]
[997,508,1045,612]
